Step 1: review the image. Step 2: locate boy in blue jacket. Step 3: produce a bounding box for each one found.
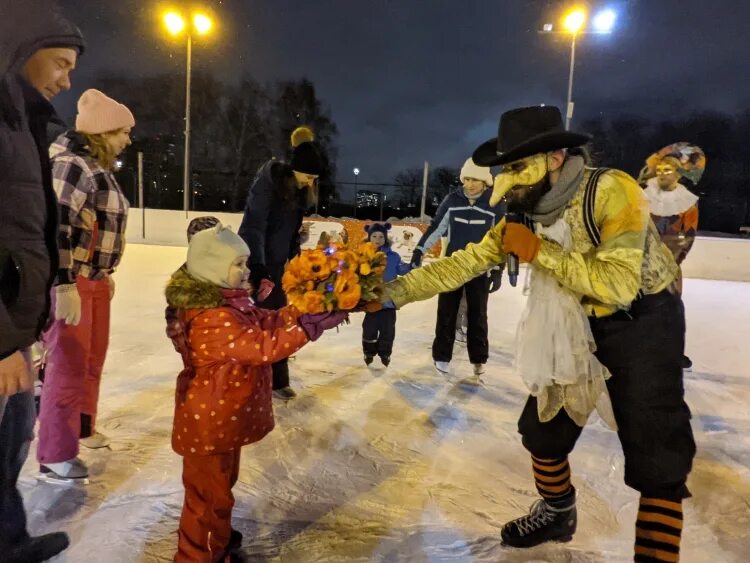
[362,223,411,367]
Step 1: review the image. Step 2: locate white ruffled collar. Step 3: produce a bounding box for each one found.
[644,179,698,217]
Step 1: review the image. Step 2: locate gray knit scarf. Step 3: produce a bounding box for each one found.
[530,155,585,226]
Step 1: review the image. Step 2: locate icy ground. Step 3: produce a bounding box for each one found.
[20,244,750,562]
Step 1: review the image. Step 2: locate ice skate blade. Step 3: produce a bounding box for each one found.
[501,534,573,548]
[36,473,90,486]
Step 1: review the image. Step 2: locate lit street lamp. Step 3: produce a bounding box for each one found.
[162,10,214,217]
[541,7,616,129]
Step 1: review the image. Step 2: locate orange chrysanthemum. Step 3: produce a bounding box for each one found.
[298,250,332,281]
[333,269,361,310]
[301,291,325,313]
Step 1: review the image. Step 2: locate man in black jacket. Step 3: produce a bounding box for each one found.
[411,158,505,383]
[0,2,84,560]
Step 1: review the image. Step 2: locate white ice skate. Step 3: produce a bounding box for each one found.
[80,432,110,449]
[38,457,89,485]
[434,361,451,376]
[472,363,486,376]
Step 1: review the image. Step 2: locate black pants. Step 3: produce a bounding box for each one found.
[432,274,489,364]
[0,390,35,549]
[362,309,397,358]
[257,263,290,390]
[518,290,696,500]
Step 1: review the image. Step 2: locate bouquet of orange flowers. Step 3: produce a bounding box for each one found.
[282,242,387,313]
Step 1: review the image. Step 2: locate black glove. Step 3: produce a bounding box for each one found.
[410,249,423,268]
[488,268,502,293]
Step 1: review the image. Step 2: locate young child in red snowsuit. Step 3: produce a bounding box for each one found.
[165,223,345,562]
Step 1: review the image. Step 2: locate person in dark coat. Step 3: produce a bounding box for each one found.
[0,1,84,560]
[361,223,411,367]
[410,157,505,383]
[238,126,322,399]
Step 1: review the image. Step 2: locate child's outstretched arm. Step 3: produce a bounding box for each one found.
[191,308,309,367]
[255,305,304,331]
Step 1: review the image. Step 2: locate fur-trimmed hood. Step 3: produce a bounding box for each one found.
[165,265,225,310]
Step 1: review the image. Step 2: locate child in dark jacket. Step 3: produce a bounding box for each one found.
[362,223,411,367]
[165,223,346,562]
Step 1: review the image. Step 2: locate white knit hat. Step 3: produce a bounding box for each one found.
[459,157,493,186]
[75,89,135,135]
[187,224,250,288]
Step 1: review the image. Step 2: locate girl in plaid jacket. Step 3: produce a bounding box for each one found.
[36,89,134,482]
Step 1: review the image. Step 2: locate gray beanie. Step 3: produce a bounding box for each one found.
[187,224,249,288]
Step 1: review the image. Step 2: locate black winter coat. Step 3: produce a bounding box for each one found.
[0,2,85,358]
[238,160,307,280]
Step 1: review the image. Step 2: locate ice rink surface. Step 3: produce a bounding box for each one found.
[20,244,750,562]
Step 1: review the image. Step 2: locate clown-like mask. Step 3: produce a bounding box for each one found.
[655,162,680,191]
[490,154,550,213]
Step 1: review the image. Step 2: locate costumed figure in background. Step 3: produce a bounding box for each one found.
[639,142,705,370]
[386,106,695,562]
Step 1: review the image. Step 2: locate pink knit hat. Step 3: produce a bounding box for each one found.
[75,89,135,135]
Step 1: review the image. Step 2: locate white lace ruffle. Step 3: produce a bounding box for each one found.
[644,179,698,217]
[514,219,617,429]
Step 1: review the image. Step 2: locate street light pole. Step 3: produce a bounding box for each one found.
[353,167,360,219]
[565,33,577,130]
[183,34,192,218]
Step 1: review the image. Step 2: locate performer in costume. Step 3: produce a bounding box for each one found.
[639,142,705,370]
[385,106,695,562]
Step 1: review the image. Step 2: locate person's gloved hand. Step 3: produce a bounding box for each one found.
[298,311,349,341]
[362,301,383,313]
[501,223,541,264]
[55,283,81,325]
[488,269,502,293]
[410,249,423,268]
[256,279,275,302]
[107,276,116,300]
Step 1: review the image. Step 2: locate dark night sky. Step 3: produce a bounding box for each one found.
[55,0,750,186]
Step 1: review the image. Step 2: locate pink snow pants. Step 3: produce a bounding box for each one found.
[37,277,111,464]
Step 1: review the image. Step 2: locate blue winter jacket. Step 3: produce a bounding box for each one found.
[415,187,505,256]
[380,244,411,309]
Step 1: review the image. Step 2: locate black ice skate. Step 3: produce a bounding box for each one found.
[6,532,70,563]
[364,354,374,366]
[379,355,391,367]
[501,491,577,548]
[228,528,242,550]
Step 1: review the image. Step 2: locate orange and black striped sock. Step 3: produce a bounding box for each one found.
[531,455,572,502]
[634,496,683,562]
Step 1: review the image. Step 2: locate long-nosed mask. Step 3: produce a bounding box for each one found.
[489,154,549,208]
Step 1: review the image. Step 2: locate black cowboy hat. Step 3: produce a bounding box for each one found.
[472,106,591,167]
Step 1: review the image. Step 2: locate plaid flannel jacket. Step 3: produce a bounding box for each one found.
[50,131,129,284]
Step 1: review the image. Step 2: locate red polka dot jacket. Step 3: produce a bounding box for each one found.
[165,267,309,456]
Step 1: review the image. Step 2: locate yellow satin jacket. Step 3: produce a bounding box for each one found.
[387,168,679,318]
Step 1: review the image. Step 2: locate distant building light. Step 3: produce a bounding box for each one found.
[543,23,553,32]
